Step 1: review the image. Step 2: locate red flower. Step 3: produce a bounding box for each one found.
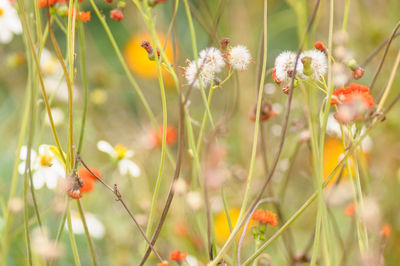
[79,11,91,23]
[331,83,374,108]
[169,250,187,263]
[314,41,326,51]
[252,209,278,226]
[77,167,102,194]
[150,125,178,148]
[344,203,355,217]
[38,0,56,8]
[110,9,124,21]
[381,225,391,238]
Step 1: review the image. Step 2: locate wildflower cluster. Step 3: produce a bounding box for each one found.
[37,0,90,23]
[156,249,187,266]
[273,48,327,92]
[331,83,374,124]
[251,209,278,241]
[182,38,251,88]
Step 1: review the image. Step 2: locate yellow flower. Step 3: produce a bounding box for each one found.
[214,208,254,244]
[323,136,369,185]
[124,32,177,87]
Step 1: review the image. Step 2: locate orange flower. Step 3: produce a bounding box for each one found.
[314,41,326,51]
[79,11,91,23]
[150,125,178,148]
[38,0,56,8]
[344,203,355,217]
[110,9,124,21]
[77,167,102,193]
[169,250,187,263]
[331,83,374,108]
[157,262,169,266]
[381,225,391,238]
[252,209,278,226]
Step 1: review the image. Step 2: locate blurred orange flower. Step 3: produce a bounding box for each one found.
[124,33,177,87]
[169,249,187,263]
[252,209,278,226]
[77,167,102,193]
[149,125,178,148]
[344,203,355,217]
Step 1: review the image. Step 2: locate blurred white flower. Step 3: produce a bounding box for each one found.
[199,47,226,73]
[0,0,22,44]
[228,45,251,71]
[32,227,64,261]
[45,107,64,127]
[18,145,65,190]
[274,51,303,83]
[186,191,203,211]
[44,75,79,103]
[97,140,141,177]
[300,49,327,80]
[67,211,105,239]
[184,59,215,89]
[186,255,199,266]
[40,48,62,76]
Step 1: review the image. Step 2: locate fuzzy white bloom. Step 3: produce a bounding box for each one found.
[97,140,140,177]
[228,45,251,71]
[199,47,226,73]
[274,51,303,83]
[300,49,327,79]
[45,108,64,127]
[0,0,22,44]
[184,59,215,89]
[40,49,62,76]
[18,145,65,190]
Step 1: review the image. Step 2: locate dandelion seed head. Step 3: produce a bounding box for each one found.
[184,59,214,88]
[228,45,251,71]
[199,47,226,73]
[274,51,303,82]
[300,49,327,79]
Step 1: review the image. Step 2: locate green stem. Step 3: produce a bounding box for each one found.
[89,0,176,167]
[77,200,98,266]
[77,21,89,155]
[67,206,81,266]
[143,2,168,247]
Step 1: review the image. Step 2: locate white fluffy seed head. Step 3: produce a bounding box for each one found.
[184,59,215,89]
[300,49,327,79]
[274,51,303,83]
[199,47,226,73]
[228,45,251,71]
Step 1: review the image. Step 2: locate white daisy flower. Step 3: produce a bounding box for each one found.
[184,59,215,89]
[228,45,251,71]
[199,47,226,73]
[300,49,327,80]
[274,51,303,83]
[0,0,22,44]
[67,211,105,239]
[18,145,65,190]
[97,140,141,177]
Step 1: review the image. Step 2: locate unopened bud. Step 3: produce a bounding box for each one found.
[301,56,313,76]
[347,59,357,71]
[220,38,230,50]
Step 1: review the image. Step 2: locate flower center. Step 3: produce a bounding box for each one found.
[114,144,128,159]
[0,8,4,17]
[40,154,53,167]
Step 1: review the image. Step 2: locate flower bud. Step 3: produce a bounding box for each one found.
[347,59,357,71]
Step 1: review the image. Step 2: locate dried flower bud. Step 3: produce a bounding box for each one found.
[219,38,230,50]
[141,40,158,61]
[249,101,278,122]
[282,85,290,95]
[66,176,84,199]
[352,66,365,80]
[105,0,113,3]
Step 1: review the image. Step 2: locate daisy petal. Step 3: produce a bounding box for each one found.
[97,140,115,156]
[32,171,45,189]
[119,159,140,177]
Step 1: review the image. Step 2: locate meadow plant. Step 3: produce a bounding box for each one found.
[1,0,400,265]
